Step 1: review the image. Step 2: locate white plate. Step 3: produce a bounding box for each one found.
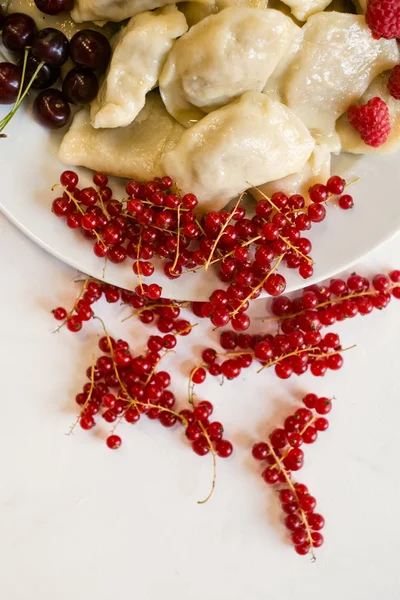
[1,99,400,301]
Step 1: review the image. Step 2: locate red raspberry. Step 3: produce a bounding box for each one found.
[366,0,400,39]
[388,65,400,100]
[347,97,391,148]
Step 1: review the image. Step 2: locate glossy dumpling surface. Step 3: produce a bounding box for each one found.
[283,13,399,150]
[59,92,184,180]
[250,144,331,199]
[91,6,187,129]
[162,91,315,212]
[71,0,209,23]
[160,8,299,127]
[280,0,332,21]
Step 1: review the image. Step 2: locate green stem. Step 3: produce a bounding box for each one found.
[0,53,45,135]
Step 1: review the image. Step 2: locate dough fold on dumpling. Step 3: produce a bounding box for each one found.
[250,144,331,200]
[337,73,400,155]
[282,13,399,151]
[178,0,268,27]
[162,91,315,212]
[160,8,300,127]
[279,0,332,22]
[91,6,187,129]
[71,0,210,23]
[59,92,185,180]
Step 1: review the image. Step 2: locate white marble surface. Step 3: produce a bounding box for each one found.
[1,211,400,600]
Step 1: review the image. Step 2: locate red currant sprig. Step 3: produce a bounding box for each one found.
[252,392,331,558]
[267,271,400,333]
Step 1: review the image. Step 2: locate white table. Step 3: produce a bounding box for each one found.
[1,212,400,600]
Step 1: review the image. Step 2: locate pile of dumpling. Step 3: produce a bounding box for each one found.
[58,0,400,212]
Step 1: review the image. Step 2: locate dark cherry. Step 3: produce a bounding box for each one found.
[0,6,4,29]
[0,62,22,104]
[62,67,98,104]
[31,28,69,66]
[34,0,74,15]
[2,13,37,52]
[19,54,60,90]
[33,89,71,129]
[69,30,111,73]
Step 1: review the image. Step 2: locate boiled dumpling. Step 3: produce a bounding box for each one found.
[160,8,300,127]
[279,0,332,21]
[71,0,210,23]
[250,144,331,199]
[178,0,268,27]
[59,92,184,180]
[91,6,187,129]
[162,91,315,212]
[283,13,399,151]
[178,2,217,26]
[0,0,115,38]
[337,73,400,154]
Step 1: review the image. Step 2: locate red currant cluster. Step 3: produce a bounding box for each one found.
[269,270,400,332]
[74,329,187,449]
[52,170,354,332]
[190,328,346,383]
[252,393,330,557]
[182,401,233,458]
[52,279,124,332]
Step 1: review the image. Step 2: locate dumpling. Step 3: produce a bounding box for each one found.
[1,0,115,38]
[178,2,217,26]
[59,92,184,180]
[337,73,400,154]
[160,8,300,127]
[162,91,315,212]
[91,7,187,129]
[178,0,268,27]
[250,144,331,199]
[282,13,399,151]
[279,0,332,22]
[72,0,211,22]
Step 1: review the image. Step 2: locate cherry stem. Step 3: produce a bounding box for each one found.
[0,49,45,135]
[197,421,217,505]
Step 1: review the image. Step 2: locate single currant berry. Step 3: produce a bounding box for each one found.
[192,438,210,456]
[308,513,325,531]
[216,439,233,458]
[303,393,318,409]
[52,306,67,320]
[326,175,345,195]
[79,415,95,430]
[106,434,122,449]
[252,442,269,461]
[309,184,328,204]
[315,397,332,415]
[191,367,206,384]
[339,194,354,210]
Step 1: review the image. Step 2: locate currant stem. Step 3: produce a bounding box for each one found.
[66,354,96,435]
[204,193,244,271]
[197,421,217,505]
[267,443,316,561]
